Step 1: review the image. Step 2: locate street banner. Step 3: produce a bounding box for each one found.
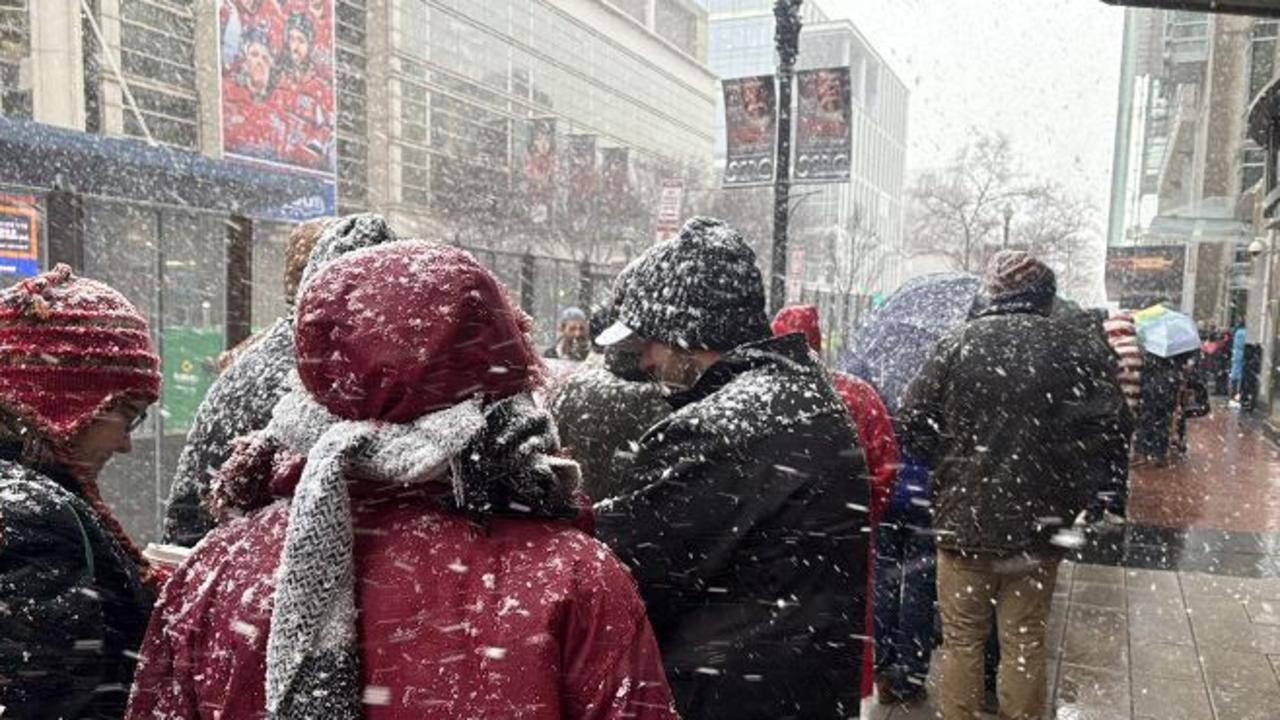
[219,0,337,179]
[566,134,597,228]
[1105,245,1187,311]
[795,67,852,182]
[723,75,777,185]
[0,193,38,278]
[601,147,631,217]
[525,118,558,225]
[653,179,685,242]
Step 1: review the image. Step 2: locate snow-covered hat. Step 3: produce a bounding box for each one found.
[985,249,1055,303]
[597,216,770,351]
[294,240,542,422]
[0,264,160,442]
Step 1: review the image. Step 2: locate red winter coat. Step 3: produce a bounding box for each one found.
[125,487,675,720]
[771,305,899,697]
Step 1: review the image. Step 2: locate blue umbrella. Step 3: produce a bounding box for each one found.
[1135,307,1200,358]
[842,272,981,412]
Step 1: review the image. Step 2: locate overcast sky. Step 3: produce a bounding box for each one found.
[824,0,1127,216]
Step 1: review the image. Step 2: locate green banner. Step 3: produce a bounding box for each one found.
[161,327,223,434]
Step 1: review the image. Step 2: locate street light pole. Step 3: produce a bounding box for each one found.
[771,0,802,315]
[1002,204,1014,249]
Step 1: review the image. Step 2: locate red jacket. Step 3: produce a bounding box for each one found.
[126,491,676,720]
[772,304,898,698]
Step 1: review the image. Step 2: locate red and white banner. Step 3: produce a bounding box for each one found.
[795,67,852,182]
[723,75,776,186]
[653,179,685,242]
[525,118,557,225]
[219,0,337,177]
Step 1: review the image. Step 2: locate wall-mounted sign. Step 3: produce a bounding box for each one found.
[0,194,39,278]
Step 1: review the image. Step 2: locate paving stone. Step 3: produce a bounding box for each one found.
[1062,606,1129,670]
[1244,598,1280,626]
[1198,649,1280,692]
[1054,664,1129,720]
[1070,582,1126,610]
[1131,674,1213,720]
[1131,642,1200,679]
[1208,684,1280,720]
[1125,568,1181,597]
[1180,572,1280,602]
[1128,598,1193,646]
[1073,564,1125,586]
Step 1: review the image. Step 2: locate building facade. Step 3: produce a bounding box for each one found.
[1112,6,1280,424]
[1108,7,1257,328]
[0,0,715,541]
[698,0,909,305]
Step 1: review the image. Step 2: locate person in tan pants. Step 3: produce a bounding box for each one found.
[900,251,1131,720]
[936,551,1061,718]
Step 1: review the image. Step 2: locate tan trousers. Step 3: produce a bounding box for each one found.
[936,548,1061,720]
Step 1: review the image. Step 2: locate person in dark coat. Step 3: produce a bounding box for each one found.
[899,251,1130,720]
[594,217,870,720]
[127,240,677,720]
[162,213,401,546]
[1136,351,1183,465]
[551,279,670,502]
[0,265,161,719]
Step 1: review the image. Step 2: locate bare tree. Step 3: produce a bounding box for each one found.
[907,132,1103,300]
[907,132,1021,272]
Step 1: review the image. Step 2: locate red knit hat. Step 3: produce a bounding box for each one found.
[0,265,161,442]
[294,241,542,422]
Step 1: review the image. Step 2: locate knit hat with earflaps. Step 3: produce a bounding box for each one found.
[597,216,770,352]
[0,264,161,443]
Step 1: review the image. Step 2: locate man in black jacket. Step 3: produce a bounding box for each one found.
[594,217,870,720]
[900,251,1130,720]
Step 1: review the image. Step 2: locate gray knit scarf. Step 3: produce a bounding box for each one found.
[261,388,579,719]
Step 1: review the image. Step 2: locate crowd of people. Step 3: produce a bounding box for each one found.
[0,213,1138,720]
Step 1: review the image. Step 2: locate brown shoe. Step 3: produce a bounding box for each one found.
[876,677,906,705]
[876,678,927,705]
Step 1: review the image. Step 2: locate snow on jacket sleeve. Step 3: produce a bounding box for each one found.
[562,550,679,720]
[0,480,108,718]
[898,333,959,466]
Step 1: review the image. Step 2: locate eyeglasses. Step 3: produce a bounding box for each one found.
[126,410,149,432]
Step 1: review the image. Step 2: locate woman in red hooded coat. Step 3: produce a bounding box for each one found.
[771,304,898,699]
[126,238,676,720]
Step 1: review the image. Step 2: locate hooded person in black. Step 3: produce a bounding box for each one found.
[594,217,870,720]
[162,214,401,546]
[899,251,1130,720]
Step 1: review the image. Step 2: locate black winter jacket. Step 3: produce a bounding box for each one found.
[596,333,869,720]
[899,303,1131,554]
[0,456,153,719]
[162,318,295,546]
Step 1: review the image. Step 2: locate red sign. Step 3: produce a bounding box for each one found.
[219,0,337,176]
